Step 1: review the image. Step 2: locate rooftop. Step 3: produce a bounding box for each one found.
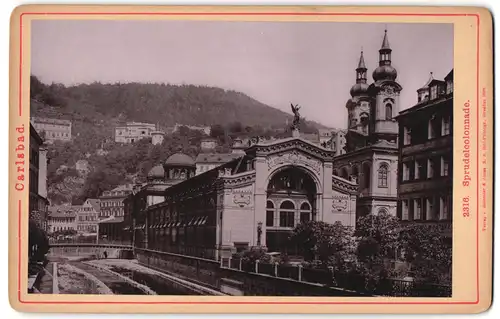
[195,153,242,164]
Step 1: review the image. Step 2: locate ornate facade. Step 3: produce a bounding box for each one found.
[333,30,401,218]
[123,137,357,260]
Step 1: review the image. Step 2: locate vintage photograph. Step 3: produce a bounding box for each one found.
[27,20,453,297]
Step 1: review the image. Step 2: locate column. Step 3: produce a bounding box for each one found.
[254,157,267,247]
[321,162,333,222]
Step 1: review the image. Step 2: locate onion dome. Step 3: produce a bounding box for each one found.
[350,83,370,97]
[373,65,397,82]
[147,164,165,180]
[164,153,195,167]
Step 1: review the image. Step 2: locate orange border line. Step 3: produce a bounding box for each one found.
[17,11,480,305]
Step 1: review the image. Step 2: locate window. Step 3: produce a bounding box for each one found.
[403,163,410,181]
[427,158,435,178]
[279,201,295,228]
[442,115,451,135]
[414,199,422,220]
[266,200,274,227]
[446,80,453,94]
[415,160,424,180]
[430,85,438,100]
[385,104,393,120]
[440,195,451,220]
[299,202,311,223]
[402,200,409,220]
[441,156,450,176]
[404,127,411,145]
[426,197,435,220]
[378,164,388,187]
[428,117,436,139]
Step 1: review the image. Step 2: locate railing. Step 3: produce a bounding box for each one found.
[49,239,132,247]
[223,258,451,297]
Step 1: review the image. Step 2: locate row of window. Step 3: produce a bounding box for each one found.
[45,131,70,138]
[100,211,124,217]
[100,201,124,207]
[402,156,450,181]
[78,215,98,221]
[265,200,313,228]
[49,218,75,223]
[77,225,97,232]
[403,114,451,145]
[51,226,75,232]
[401,195,451,221]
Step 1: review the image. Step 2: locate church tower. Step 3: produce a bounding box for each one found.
[368,29,402,144]
[347,50,371,135]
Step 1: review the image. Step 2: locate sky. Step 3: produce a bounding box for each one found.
[31,20,453,128]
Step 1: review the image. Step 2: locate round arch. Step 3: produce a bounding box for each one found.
[265,164,322,195]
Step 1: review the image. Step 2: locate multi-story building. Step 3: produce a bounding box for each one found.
[30,117,72,143]
[396,70,453,234]
[77,199,101,234]
[47,206,78,233]
[322,129,347,157]
[99,184,134,218]
[333,30,401,218]
[29,124,49,231]
[114,122,157,143]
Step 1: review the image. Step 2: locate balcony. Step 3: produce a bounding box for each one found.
[399,178,452,194]
[402,135,452,156]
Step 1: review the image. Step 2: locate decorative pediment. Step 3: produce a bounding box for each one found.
[266,150,322,176]
[246,137,336,160]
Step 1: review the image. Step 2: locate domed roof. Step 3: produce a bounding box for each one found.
[148,165,165,179]
[165,153,195,167]
[373,65,397,82]
[350,83,370,97]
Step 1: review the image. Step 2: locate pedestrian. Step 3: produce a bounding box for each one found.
[103,250,108,259]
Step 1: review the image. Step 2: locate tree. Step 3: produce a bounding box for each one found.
[399,224,452,285]
[353,212,401,290]
[354,211,400,262]
[288,221,355,270]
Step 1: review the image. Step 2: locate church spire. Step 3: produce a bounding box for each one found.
[356,50,367,84]
[378,29,392,66]
[381,29,391,51]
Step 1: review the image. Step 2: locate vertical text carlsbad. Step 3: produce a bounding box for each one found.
[27,20,453,297]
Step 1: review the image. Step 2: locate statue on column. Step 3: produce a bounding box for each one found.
[257,222,262,246]
[290,103,302,131]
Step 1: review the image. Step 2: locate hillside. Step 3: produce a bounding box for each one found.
[30,75,328,131]
[30,76,331,205]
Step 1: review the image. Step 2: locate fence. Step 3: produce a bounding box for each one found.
[223,257,451,297]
